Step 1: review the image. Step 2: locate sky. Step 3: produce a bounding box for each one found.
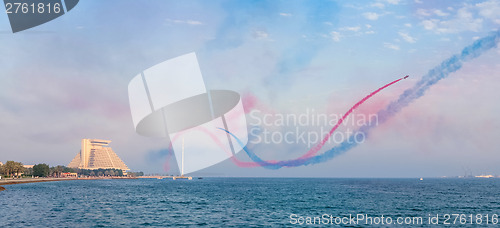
[0,0,499,177]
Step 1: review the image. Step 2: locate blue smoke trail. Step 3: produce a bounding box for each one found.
[222,30,500,169]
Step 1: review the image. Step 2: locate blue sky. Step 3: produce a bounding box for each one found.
[1,0,499,177]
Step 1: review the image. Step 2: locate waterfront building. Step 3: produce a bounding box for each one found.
[68,139,129,172]
[61,172,78,178]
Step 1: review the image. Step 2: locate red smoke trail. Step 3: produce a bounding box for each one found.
[163,76,406,171]
[228,76,406,167]
[296,76,405,161]
[242,92,258,113]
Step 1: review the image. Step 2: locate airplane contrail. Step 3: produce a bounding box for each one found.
[218,75,407,169]
[163,76,406,170]
[222,30,500,169]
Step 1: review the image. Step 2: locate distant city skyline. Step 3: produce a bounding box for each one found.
[1,0,499,177]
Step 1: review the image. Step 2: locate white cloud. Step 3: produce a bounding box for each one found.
[444,7,482,32]
[477,0,500,24]
[472,36,480,40]
[371,2,385,9]
[404,23,412,27]
[279,12,292,17]
[417,9,450,18]
[166,19,203,25]
[330,31,341,42]
[386,0,400,5]
[414,0,423,3]
[363,12,380,20]
[433,9,449,17]
[324,22,333,26]
[338,25,375,35]
[384,42,400,50]
[344,3,364,10]
[416,9,431,17]
[398,32,417,43]
[420,7,482,34]
[422,19,437,30]
[341,26,361,32]
[186,20,203,25]
[253,30,269,39]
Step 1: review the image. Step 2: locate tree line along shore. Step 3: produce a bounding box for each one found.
[0,160,144,179]
[0,160,145,192]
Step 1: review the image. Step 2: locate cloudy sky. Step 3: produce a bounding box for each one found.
[0,0,499,177]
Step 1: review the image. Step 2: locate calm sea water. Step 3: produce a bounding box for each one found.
[1,178,499,227]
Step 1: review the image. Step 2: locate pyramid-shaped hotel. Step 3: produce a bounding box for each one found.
[68,139,129,171]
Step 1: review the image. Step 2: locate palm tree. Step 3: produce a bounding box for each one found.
[4,161,24,178]
[5,161,17,177]
[55,165,64,178]
[4,161,13,177]
[14,162,24,178]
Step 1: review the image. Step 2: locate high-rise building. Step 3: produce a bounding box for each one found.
[68,139,129,171]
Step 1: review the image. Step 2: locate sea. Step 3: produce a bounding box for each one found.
[1,178,499,227]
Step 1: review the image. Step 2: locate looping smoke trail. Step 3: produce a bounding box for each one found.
[216,76,406,169]
[163,77,404,170]
[222,30,500,169]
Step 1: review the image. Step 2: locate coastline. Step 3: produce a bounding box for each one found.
[0,177,138,191]
[0,177,78,186]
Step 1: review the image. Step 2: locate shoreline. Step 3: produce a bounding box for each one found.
[0,177,138,191]
[0,177,78,186]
